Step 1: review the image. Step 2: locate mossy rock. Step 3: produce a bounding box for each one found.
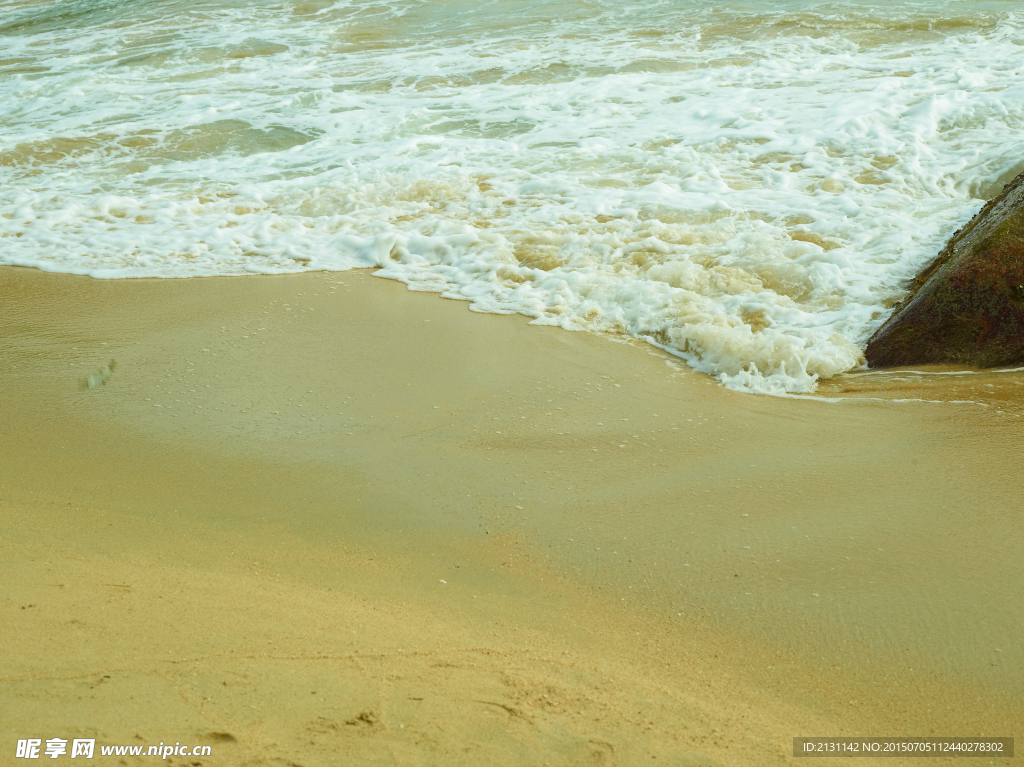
[866,170,1024,368]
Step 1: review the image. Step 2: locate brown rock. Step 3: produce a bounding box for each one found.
[865,170,1024,368]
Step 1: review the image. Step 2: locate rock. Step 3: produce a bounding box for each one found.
[866,170,1024,368]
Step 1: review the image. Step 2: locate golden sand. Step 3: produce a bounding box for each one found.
[1,266,1020,766]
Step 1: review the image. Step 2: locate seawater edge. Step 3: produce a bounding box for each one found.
[3,0,1024,392]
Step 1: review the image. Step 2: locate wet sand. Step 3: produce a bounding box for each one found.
[1,266,1020,766]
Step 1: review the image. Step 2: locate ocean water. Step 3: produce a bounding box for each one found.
[3,0,1023,393]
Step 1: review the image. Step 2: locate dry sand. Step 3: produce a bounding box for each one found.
[1,266,1020,767]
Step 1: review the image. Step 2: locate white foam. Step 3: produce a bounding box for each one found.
[2,0,1023,393]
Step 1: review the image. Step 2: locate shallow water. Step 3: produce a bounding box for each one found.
[3,0,1024,392]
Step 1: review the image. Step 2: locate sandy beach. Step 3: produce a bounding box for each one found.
[1,266,1020,766]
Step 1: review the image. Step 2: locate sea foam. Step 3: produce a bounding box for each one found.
[2,0,1023,393]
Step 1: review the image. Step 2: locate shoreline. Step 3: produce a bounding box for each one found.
[2,265,1020,766]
